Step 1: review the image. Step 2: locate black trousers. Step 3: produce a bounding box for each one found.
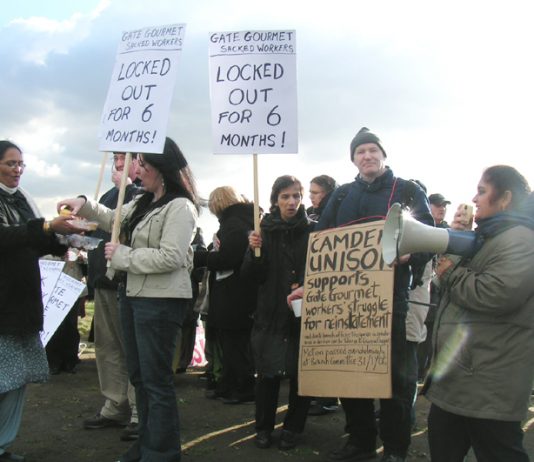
[428,404,530,462]
[219,328,255,397]
[341,310,412,457]
[255,375,312,434]
[45,299,81,371]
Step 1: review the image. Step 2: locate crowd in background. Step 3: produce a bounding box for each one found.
[1,128,534,462]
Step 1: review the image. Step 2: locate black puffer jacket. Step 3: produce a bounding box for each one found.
[0,189,67,335]
[194,202,257,330]
[242,205,311,376]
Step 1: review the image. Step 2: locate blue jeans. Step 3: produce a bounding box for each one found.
[119,289,187,462]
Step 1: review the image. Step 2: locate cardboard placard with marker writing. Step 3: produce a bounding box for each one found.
[299,221,394,398]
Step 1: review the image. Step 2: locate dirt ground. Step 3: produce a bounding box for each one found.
[12,345,534,462]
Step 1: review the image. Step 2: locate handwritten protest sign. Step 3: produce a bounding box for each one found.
[209,30,297,154]
[299,221,394,398]
[98,24,186,154]
[41,273,86,347]
[39,260,65,307]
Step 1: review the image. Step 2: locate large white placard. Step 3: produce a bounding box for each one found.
[98,24,186,154]
[209,30,297,154]
[40,273,86,347]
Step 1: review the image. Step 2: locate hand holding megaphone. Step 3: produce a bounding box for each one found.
[382,203,478,266]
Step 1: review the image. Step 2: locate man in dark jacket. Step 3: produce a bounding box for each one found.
[316,128,433,462]
[83,153,142,441]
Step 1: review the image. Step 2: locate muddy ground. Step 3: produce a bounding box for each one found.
[12,341,534,461]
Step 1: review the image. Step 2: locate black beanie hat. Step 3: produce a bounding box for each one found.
[350,127,386,161]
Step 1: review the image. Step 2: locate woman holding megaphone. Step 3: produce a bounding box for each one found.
[425,165,534,462]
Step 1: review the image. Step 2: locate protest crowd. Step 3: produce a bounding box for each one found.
[1,125,534,462]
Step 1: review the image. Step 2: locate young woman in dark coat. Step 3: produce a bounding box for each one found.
[194,186,257,403]
[244,175,312,451]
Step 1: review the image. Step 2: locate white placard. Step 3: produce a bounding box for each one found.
[39,260,65,307]
[40,273,86,347]
[98,24,186,154]
[209,30,297,154]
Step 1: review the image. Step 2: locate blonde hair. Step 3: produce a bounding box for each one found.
[208,186,245,218]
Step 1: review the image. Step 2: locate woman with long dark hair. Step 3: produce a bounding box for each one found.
[244,175,312,451]
[425,165,534,461]
[58,137,198,462]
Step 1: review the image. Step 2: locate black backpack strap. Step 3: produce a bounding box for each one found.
[331,183,351,220]
[401,179,418,210]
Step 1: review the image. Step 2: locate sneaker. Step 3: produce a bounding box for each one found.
[83,413,127,430]
[120,422,139,441]
[381,454,405,462]
[328,441,377,461]
[278,429,297,450]
[254,430,272,449]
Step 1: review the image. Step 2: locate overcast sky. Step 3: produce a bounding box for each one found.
[2,0,534,235]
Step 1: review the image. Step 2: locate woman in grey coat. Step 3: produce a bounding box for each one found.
[425,165,534,462]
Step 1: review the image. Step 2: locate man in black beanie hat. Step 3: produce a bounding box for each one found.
[313,127,433,462]
[349,127,387,161]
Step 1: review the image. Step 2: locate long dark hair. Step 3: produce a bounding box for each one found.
[140,137,199,210]
[269,175,303,213]
[482,165,530,211]
[0,141,21,160]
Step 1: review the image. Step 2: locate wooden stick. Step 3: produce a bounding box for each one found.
[110,152,132,244]
[106,153,131,278]
[94,152,109,200]
[253,154,261,257]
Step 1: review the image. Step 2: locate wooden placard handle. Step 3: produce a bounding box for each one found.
[253,154,261,258]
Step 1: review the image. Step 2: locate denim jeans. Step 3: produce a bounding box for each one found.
[119,289,187,462]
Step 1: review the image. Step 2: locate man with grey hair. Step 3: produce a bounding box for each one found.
[83,153,141,442]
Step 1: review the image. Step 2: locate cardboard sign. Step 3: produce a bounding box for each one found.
[98,24,186,154]
[209,30,297,154]
[40,273,86,347]
[299,221,394,398]
[39,260,65,307]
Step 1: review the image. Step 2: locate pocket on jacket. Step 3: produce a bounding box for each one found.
[143,273,173,290]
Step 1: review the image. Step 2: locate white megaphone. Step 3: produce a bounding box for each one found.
[382,203,478,265]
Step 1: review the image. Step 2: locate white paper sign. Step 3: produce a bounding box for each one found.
[209,30,297,154]
[98,24,186,154]
[40,273,86,347]
[39,260,65,307]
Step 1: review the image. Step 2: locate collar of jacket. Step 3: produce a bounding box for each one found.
[261,205,309,232]
[354,166,393,192]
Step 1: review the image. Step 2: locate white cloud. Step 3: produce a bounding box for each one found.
[7,0,110,65]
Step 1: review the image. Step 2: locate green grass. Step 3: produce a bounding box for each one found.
[79,300,94,342]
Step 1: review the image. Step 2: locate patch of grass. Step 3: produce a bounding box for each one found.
[79,300,94,341]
